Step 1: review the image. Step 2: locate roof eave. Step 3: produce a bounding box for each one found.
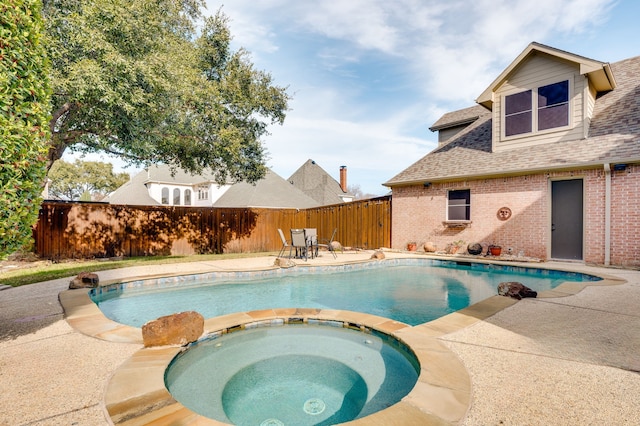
[429,116,480,132]
[384,157,640,188]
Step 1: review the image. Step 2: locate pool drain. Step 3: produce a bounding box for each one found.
[303,398,326,415]
[260,419,284,426]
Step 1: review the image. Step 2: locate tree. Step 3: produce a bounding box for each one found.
[0,0,51,257]
[42,1,289,185]
[347,184,380,200]
[48,159,130,200]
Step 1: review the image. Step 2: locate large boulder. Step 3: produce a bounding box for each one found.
[142,311,204,347]
[497,282,537,300]
[69,272,99,289]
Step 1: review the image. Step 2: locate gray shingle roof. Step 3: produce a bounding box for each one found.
[212,169,320,209]
[385,55,640,187]
[287,159,352,205]
[140,165,220,185]
[429,105,486,131]
[104,170,160,205]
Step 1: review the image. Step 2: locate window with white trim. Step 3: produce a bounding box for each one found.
[161,187,169,204]
[184,189,191,205]
[173,188,180,205]
[447,189,470,221]
[198,185,209,201]
[504,80,569,137]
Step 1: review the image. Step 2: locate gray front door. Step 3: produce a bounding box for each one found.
[551,179,583,260]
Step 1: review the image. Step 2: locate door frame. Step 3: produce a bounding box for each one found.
[548,177,585,261]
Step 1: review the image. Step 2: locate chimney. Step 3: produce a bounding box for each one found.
[339,166,347,192]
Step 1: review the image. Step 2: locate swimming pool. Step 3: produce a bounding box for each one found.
[91,259,599,327]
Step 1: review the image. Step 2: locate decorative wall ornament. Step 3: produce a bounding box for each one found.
[497,207,512,221]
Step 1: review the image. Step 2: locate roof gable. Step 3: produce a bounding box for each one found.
[476,42,616,110]
[288,159,353,205]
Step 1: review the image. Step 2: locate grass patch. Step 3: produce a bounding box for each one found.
[0,252,276,287]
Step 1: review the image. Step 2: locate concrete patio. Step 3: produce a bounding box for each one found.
[1,251,638,425]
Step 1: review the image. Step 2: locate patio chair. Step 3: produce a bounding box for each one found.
[277,228,291,258]
[290,228,308,261]
[318,228,338,259]
[304,228,318,259]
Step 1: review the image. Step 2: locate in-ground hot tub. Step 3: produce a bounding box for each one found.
[165,320,420,425]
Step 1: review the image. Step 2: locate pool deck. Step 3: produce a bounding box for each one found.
[1,250,639,425]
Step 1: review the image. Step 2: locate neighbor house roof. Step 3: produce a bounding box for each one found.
[384,55,640,187]
[287,159,352,205]
[104,170,160,205]
[212,169,320,209]
[104,164,222,206]
[136,165,220,186]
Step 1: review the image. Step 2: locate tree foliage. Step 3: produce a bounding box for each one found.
[347,184,380,200]
[48,159,129,200]
[43,1,289,185]
[0,0,51,257]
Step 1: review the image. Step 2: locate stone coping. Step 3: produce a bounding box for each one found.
[58,257,626,425]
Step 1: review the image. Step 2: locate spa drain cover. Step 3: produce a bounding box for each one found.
[260,419,284,426]
[303,398,326,415]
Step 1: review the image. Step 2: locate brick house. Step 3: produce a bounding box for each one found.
[384,42,640,268]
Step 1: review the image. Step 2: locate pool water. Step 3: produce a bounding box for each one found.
[93,260,599,327]
[165,323,420,425]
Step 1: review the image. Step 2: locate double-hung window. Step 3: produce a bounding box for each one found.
[504,80,569,137]
[447,189,470,221]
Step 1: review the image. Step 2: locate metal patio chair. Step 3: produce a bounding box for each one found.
[277,228,291,258]
[290,228,308,261]
[318,228,338,259]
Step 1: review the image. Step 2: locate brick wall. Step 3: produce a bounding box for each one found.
[610,164,640,268]
[391,167,640,266]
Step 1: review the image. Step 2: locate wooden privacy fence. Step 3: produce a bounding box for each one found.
[33,196,391,259]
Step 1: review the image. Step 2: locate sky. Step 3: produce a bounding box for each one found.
[65,0,640,196]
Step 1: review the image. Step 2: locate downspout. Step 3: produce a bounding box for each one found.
[604,163,611,266]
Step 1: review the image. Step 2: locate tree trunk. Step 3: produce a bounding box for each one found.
[47,102,74,172]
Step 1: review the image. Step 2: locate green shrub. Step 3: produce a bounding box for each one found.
[0,0,51,257]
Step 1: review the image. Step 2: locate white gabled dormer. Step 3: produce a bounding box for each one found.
[476,42,616,153]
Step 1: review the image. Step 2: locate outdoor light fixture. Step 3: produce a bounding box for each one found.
[423,182,431,188]
[613,164,627,171]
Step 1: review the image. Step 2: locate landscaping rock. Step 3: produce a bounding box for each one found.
[142,311,204,347]
[69,272,99,289]
[371,250,385,260]
[330,241,343,252]
[497,282,537,300]
[423,242,437,252]
[274,257,296,268]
